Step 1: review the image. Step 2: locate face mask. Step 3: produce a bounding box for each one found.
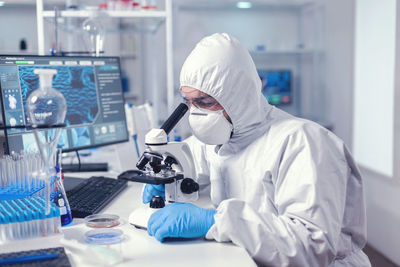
[189,106,233,145]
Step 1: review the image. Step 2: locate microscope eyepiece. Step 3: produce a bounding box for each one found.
[160,103,188,135]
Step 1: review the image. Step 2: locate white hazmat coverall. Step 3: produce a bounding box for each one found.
[181,33,371,267]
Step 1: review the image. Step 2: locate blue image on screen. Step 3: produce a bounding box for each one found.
[258,70,291,105]
[71,126,90,147]
[22,129,69,152]
[18,66,99,127]
[22,132,42,152]
[58,129,69,149]
[3,90,22,111]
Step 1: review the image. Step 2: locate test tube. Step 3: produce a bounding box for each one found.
[0,159,3,187]
[4,157,10,187]
[16,155,22,191]
[3,159,8,187]
[31,153,39,190]
[30,153,37,189]
[21,153,28,192]
[10,156,16,188]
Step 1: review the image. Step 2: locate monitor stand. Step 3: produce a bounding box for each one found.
[62,162,108,172]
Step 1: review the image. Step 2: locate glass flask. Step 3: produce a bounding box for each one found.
[82,8,105,57]
[26,68,67,215]
[53,148,73,225]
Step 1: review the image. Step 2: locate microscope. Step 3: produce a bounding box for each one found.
[120,103,199,229]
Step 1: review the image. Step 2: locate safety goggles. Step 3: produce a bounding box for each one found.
[182,95,219,109]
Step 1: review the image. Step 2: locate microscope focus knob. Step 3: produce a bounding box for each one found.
[180,178,199,194]
[150,196,165,209]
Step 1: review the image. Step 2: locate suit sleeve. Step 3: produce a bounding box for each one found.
[206,126,354,266]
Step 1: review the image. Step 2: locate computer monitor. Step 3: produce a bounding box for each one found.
[0,55,129,154]
[257,69,292,105]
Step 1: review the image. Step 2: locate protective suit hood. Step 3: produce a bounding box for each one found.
[180,33,272,155]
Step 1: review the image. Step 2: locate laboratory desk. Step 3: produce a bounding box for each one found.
[0,175,256,267]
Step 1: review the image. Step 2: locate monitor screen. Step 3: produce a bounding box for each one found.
[257,70,292,105]
[0,55,129,154]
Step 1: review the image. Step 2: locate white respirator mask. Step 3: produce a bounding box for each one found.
[188,106,233,145]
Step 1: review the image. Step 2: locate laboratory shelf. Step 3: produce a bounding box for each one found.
[177,0,317,11]
[249,49,316,56]
[119,51,137,58]
[43,15,165,35]
[36,0,175,124]
[41,10,167,18]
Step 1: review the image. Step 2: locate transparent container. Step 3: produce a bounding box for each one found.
[26,69,67,215]
[132,1,140,10]
[54,148,73,226]
[141,0,157,10]
[85,214,120,228]
[84,228,124,265]
[82,7,105,56]
[120,0,133,10]
[85,228,124,244]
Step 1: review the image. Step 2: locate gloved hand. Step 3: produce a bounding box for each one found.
[142,184,165,204]
[147,202,216,242]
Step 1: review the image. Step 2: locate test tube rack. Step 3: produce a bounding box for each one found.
[0,153,46,201]
[0,152,62,243]
[0,197,61,243]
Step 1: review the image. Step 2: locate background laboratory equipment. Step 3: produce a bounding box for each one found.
[257,69,292,105]
[82,7,105,57]
[0,56,129,172]
[26,68,66,215]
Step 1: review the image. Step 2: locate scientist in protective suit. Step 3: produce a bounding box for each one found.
[143,33,371,266]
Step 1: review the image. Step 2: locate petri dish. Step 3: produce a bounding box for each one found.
[85,228,124,245]
[85,214,120,228]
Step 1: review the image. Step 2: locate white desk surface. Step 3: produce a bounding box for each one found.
[1,173,256,267]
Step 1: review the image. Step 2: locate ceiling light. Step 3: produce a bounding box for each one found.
[0,2,5,7]
[236,1,252,9]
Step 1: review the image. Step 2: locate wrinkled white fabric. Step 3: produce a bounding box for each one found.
[181,33,371,267]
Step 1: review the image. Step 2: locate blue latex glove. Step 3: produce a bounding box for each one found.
[147,203,217,242]
[142,184,165,204]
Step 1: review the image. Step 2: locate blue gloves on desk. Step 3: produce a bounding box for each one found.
[142,184,165,204]
[147,203,217,242]
[142,184,216,242]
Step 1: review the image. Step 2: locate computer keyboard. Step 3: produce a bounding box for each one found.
[66,176,127,218]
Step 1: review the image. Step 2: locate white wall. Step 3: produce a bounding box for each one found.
[0,6,38,53]
[351,0,400,265]
[323,0,355,147]
[353,0,396,178]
